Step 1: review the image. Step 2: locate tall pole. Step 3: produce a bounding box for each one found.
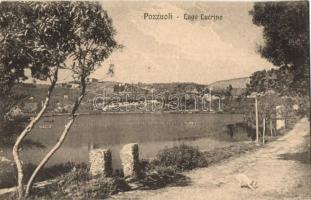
[255,95,259,145]
[263,117,266,145]
[209,88,212,111]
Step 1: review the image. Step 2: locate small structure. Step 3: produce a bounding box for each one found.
[120,143,140,178]
[89,148,113,177]
[276,105,285,130]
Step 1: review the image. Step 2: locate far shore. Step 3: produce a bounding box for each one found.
[21,110,238,117]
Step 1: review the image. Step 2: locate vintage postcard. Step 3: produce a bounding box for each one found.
[0,1,310,199]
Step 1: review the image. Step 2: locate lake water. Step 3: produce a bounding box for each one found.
[1,113,248,170]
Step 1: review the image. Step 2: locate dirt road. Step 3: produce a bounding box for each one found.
[111,118,311,200]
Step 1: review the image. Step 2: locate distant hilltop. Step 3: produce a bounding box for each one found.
[208,77,250,90]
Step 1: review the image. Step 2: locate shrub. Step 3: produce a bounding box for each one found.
[57,164,90,187]
[154,144,208,171]
[25,166,130,200]
[0,162,88,189]
[54,177,130,199]
[142,165,178,187]
[0,159,16,188]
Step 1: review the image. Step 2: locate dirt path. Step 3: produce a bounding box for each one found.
[110,118,311,200]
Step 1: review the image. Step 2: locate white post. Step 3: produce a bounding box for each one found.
[255,96,259,145]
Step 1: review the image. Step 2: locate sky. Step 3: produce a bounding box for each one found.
[34,1,275,85]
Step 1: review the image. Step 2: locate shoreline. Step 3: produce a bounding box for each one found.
[21,110,239,117]
[0,135,279,198]
[0,117,301,198]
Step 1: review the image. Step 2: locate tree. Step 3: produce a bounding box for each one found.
[250,2,309,96]
[0,2,119,199]
[25,3,119,197]
[225,84,233,97]
[1,3,73,198]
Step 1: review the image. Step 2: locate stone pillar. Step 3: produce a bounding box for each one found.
[89,148,113,177]
[276,105,285,130]
[120,143,140,178]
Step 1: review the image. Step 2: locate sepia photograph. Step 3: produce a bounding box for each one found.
[0,1,310,199]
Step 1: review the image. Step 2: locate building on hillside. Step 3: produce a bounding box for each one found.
[70,83,80,89]
[187,88,199,94]
[86,78,98,83]
[102,86,114,94]
[202,93,220,101]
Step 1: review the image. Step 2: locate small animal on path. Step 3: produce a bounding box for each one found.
[235,173,257,190]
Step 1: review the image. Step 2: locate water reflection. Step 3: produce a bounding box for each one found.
[1,113,249,170]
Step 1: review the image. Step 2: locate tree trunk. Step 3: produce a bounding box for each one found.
[24,79,86,198]
[12,72,57,200]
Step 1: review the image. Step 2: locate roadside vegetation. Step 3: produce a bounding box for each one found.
[2,142,258,199]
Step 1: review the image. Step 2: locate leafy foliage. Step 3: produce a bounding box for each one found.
[250,2,309,96]
[154,144,208,171]
[0,1,119,145]
[0,1,119,86]
[246,67,295,96]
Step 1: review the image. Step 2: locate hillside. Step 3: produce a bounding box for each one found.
[10,77,249,114]
[208,77,250,90]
